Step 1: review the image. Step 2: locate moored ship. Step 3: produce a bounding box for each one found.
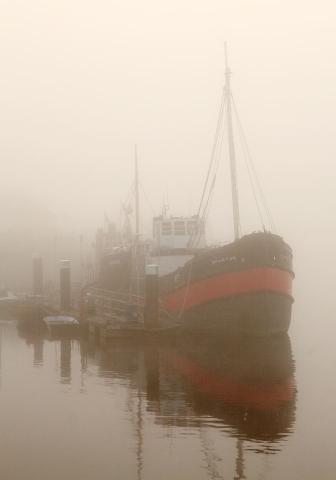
[155,225,293,335]
[88,47,294,336]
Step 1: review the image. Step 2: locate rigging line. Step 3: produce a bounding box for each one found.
[231,94,277,232]
[230,93,266,228]
[189,171,216,248]
[203,107,227,220]
[124,180,136,207]
[196,88,227,218]
[200,122,225,223]
[189,97,228,249]
[139,180,155,216]
[190,169,219,248]
[233,106,266,230]
[189,127,225,249]
[194,146,222,250]
[201,174,217,226]
[198,111,227,237]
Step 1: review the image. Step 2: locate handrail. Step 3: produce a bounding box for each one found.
[83,286,175,320]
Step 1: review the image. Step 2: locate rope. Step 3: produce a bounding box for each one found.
[231,94,277,233]
[232,99,265,230]
[139,180,155,216]
[188,90,228,249]
[196,88,226,219]
[200,110,228,223]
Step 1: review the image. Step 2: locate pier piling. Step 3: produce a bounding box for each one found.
[60,260,71,312]
[144,265,159,330]
[32,255,43,296]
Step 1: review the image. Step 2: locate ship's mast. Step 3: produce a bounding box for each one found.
[134,144,141,303]
[135,144,140,238]
[225,44,241,240]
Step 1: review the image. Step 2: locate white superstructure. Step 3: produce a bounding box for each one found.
[149,214,206,276]
[152,215,206,250]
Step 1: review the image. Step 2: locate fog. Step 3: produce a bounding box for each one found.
[2,2,336,479]
[0,0,335,309]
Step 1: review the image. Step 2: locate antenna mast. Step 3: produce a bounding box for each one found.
[225,43,241,240]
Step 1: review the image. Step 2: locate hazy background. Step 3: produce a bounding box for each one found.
[0,0,335,316]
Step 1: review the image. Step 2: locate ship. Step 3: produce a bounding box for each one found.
[151,221,293,335]
[88,47,294,336]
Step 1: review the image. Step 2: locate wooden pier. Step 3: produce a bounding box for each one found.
[82,266,180,342]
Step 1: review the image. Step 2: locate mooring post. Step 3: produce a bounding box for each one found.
[60,260,71,312]
[32,254,43,296]
[144,264,159,330]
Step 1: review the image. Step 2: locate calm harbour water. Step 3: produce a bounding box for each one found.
[0,304,333,480]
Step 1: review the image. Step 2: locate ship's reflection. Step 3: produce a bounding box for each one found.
[164,336,295,443]
[82,334,296,479]
[87,334,296,449]
[19,327,296,474]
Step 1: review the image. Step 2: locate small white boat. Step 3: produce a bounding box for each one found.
[0,289,18,303]
[0,290,19,318]
[43,315,79,336]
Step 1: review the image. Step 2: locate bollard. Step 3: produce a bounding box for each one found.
[60,260,71,312]
[144,264,159,330]
[32,255,43,296]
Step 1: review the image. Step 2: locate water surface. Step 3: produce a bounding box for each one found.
[0,320,310,479]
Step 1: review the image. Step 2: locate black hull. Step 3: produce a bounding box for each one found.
[179,292,292,336]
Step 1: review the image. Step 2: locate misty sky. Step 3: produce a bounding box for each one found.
[0,0,335,292]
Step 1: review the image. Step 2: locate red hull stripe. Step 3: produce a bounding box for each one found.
[161,267,293,312]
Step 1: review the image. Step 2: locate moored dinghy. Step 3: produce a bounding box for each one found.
[43,315,79,337]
